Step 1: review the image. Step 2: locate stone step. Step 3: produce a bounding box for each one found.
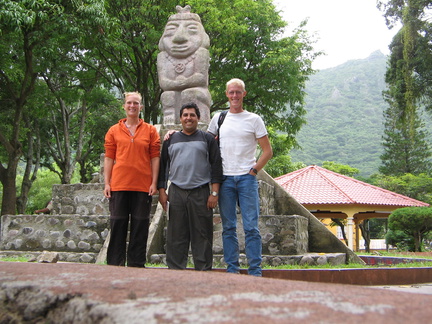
[0,214,109,255]
[149,253,346,267]
[0,250,346,267]
[0,250,99,264]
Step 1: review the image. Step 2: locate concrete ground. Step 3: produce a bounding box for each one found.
[0,261,431,323]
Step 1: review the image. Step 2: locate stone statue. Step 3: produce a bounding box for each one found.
[158,5,211,125]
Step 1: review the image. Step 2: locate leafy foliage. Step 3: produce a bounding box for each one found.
[321,161,359,177]
[377,0,432,111]
[0,0,318,214]
[388,206,432,251]
[368,218,387,239]
[380,28,432,176]
[380,100,432,176]
[265,128,306,177]
[21,168,60,215]
[95,0,319,140]
[370,172,432,205]
[385,229,415,251]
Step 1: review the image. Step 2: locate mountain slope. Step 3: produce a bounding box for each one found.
[290,51,388,176]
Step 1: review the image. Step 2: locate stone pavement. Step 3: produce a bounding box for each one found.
[0,261,431,323]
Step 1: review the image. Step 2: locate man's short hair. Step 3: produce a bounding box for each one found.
[180,102,200,118]
[226,78,246,91]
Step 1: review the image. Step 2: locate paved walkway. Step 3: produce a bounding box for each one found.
[0,261,431,323]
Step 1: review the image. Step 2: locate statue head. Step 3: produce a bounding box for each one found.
[159,5,210,59]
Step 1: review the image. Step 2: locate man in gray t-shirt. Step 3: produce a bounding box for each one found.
[158,103,222,270]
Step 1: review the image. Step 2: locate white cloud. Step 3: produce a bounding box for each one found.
[273,0,400,69]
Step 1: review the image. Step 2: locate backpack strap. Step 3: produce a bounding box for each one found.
[216,110,228,143]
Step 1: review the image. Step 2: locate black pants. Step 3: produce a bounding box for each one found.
[107,191,151,267]
[166,184,213,270]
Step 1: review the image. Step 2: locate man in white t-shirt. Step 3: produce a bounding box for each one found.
[207,78,273,276]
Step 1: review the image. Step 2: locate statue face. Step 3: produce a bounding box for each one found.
[162,20,203,58]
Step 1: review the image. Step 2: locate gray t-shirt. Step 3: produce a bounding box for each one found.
[158,130,223,190]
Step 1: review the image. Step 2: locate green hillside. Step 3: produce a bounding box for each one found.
[290,51,388,177]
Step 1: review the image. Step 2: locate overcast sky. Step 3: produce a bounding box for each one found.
[273,0,400,69]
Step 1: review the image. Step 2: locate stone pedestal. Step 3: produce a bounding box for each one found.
[213,214,308,256]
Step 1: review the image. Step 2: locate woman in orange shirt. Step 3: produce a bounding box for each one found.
[103,92,160,267]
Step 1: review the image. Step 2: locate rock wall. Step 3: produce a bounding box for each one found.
[212,215,308,256]
[0,214,109,263]
[51,183,108,215]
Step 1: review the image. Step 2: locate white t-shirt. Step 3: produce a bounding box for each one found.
[208,111,268,176]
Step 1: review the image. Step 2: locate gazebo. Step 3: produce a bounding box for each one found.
[275,165,429,250]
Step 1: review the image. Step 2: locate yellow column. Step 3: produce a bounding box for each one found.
[347,214,355,250]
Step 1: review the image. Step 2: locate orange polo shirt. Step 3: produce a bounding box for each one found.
[104,118,160,192]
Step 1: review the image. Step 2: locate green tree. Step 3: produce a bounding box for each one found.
[322,161,359,177]
[0,0,109,214]
[21,168,60,215]
[265,128,305,177]
[385,229,414,251]
[380,32,431,176]
[39,68,119,184]
[369,218,388,239]
[371,173,432,204]
[195,0,317,140]
[379,99,431,176]
[265,155,305,178]
[15,84,47,213]
[388,206,432,251]
[378,0,432,176]
[378,0,432,110]
[0,0,64,215]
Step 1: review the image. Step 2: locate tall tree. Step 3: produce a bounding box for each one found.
[265,128,306,177]
[378,1,432,175]
[0,0,64,215]
[39,61,118,184]
[378,0,432,110]
[380,31,432,175]
[0,0,109,214]
[380,102,431,175]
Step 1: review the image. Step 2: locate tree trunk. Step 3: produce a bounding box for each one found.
[16,119,41,214]
[0,168,18,216]
[359,219,371,253]
[413,232,422,252]
[331,218,348,246]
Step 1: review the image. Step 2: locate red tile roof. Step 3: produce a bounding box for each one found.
[274,165,429,207]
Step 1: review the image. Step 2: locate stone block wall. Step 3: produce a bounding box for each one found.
[52,183,108,215]
[0,214,110,263]
[261,215,308,255]
[212,215,308,255]
[258,180,275,215]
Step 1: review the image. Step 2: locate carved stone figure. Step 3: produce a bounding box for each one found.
[158,5,211,125]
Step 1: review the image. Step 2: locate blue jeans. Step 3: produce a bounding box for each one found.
[219,174,262,276]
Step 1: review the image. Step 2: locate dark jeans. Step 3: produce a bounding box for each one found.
[166,184,213,270]
[107,191,152,267]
